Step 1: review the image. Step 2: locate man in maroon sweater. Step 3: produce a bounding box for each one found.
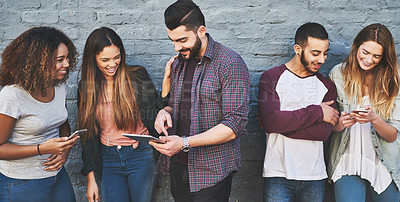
[258,22,339,202]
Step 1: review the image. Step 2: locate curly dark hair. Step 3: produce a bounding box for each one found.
[0,26,77,96]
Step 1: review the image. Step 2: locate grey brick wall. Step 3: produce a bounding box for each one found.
[0,0,399,201]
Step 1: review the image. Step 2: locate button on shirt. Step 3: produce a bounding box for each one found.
[156,34,250,192]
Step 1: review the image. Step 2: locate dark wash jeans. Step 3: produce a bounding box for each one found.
[100,143,155,202]
[263,177,325,202]
[170,160,233,202]
[0,167,75,202]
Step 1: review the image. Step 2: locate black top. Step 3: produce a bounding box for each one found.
[79,65,167,176]
[173,58,199,165]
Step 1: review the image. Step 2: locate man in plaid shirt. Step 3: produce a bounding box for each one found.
[149,1,250,201]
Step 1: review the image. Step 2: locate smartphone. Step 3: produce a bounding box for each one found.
[122,134,166,144]
[68,129,87,139]
[351,109,368,114]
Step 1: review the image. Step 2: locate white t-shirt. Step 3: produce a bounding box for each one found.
[0,84,68,179]
[263,69,328,180]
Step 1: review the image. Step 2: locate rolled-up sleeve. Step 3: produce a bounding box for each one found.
[220,56,250,137]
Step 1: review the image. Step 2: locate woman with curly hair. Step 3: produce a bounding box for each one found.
[78,27,169,202]
[328,23,400,201]
[0,27,79,201]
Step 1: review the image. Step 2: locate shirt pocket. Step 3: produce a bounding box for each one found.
[198,75,221,104]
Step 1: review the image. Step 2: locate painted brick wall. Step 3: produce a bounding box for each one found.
[0,0,399,201]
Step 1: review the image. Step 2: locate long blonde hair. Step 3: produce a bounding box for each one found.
[342,23,399,119]
[78,27,140,143]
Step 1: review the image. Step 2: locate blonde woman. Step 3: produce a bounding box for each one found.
[328,23,400,201]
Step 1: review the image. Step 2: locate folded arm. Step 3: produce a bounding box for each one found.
[258,71,338,141]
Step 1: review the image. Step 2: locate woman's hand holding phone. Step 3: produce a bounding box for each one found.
[68,129,87,139]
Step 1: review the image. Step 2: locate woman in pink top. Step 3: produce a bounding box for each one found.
[78,27,169,202]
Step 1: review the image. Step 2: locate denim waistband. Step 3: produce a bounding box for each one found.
[101,143,151,152]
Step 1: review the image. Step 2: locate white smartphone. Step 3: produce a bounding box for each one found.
[351,109,368,114]
[68,129,87,139]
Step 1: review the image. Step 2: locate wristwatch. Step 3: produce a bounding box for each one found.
[181,136,191,152]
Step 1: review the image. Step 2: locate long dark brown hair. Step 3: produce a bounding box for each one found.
[78,27,140,143]
[0,27,77,95]
[342,23,399,119]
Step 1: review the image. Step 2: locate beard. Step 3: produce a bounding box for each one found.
[300,50,318,75]
[179,36,202,61]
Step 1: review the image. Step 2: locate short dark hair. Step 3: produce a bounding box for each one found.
[295,22,328,47]
[164,0,205,32]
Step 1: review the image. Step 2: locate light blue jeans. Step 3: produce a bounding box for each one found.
[263,177,325,202]
[101,143,155,202]
[0,167,75,202]
[334,175,400,202]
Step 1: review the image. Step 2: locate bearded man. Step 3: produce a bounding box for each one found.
[258,22,339,202]
[150,1,250,202]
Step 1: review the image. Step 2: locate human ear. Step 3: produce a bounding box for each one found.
[197,26,206,38]
[294,44,302,56]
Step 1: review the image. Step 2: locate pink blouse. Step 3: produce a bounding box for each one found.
[97,101,148,148]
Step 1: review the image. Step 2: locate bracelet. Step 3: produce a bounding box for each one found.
[37,144,42,156]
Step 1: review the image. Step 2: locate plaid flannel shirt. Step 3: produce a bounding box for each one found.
[156,34,250,192]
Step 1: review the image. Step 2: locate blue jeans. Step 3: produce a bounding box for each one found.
[101,143,155,202]
[0,167,75,202]
[334,175,400,202]
[263,177,325,202]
